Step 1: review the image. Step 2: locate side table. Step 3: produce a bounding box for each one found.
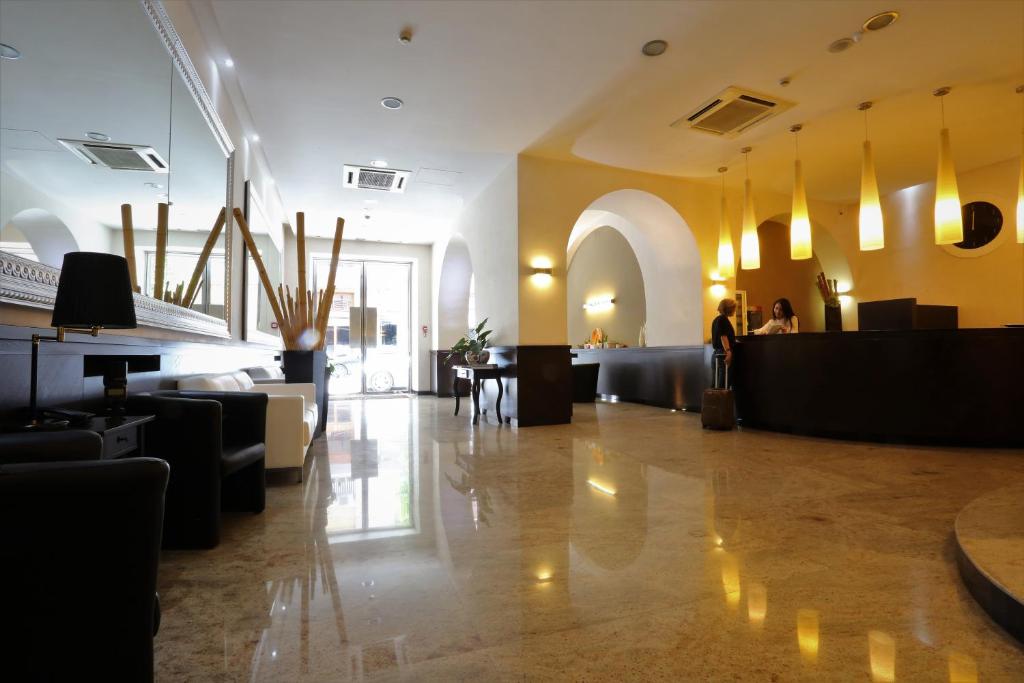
[453,365,506,426]
[87,415,155,459]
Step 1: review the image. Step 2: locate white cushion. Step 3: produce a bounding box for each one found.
[178,374,240,391]
[231,371,255,391]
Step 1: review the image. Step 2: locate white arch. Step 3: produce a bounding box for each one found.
[436,234,474,347]
[567,190,702,345]
[5,209,79,268]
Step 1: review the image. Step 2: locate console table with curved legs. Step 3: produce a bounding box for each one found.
[452,365,506,426]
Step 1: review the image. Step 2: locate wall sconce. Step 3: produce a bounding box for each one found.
[710,283,727,298]
[582,296,616,312]
[586,479,617,496]
[529,258,554,288]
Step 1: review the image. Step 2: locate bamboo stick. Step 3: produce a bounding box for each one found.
[183,207,226,308]
[120,204,140,293]
[232,207,287,338]
[174,281,184,306]
[314,217,345,345]
[296,212,306,326]
[277,283,293,348]
[154,203,169,299]
[186,278,204,308]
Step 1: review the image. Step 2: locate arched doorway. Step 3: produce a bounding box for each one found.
[567,226,647,347]
[3,208,79,268]
[567,190,701,345]
[436,234,474,347]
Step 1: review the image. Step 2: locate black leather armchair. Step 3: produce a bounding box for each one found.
[128,390,267,549]
[0,431,168,682]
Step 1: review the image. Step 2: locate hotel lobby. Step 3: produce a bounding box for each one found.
[1,1,1022,681]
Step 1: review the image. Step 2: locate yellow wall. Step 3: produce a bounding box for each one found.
[839,157,1024,328]
[516,154,852,345]
[517,154,1023,344]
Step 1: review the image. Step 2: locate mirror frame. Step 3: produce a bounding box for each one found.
[0,0,234,338]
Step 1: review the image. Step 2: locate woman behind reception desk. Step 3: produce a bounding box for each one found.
[753,298,799,335]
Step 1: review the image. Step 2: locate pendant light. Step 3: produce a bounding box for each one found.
[1016,84,1023,244]
[933,86,963,245]
[789,124,813,260]
[739,147,760,269]
[717,166,735,278]
[858,102,885,250]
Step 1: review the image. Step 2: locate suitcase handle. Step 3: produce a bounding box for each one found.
[714,355,729,389]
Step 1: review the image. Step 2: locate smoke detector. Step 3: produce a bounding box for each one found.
[672,87,793,138]
[342,164,410,193]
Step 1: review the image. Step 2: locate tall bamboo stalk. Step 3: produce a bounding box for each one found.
[296,212,306,327]
[183,207,226,308]
[154,203,169,300]
[120,204,140,293]
[233,207,287,333]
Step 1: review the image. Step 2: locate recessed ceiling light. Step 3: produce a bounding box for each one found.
[157,193,168,200]
[827,37,855,53]
[0,43,21,60]
[86,131,110,142]
[251,134,260,142]
[224,58,234,68]
[863,11,899,32]
[369,159,388,168]
[381,97,404,110]
[144,182,163,189]
[641,39,668,57]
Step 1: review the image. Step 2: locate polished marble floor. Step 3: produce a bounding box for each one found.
[155,397,1024,681]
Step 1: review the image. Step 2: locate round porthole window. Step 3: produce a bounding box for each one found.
[955,201,1002,250]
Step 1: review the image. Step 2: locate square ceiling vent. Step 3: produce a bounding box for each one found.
[342,165,411,193]
[671,87,794,138]
[57,139,169,172]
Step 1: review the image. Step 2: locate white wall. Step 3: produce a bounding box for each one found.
[433,158,519,347]
[286,237,432,392]
[567,226,646,346]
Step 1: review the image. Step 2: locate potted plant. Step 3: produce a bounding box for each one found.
[447,318,493,365]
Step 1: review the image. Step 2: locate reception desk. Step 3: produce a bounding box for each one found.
[733,329,1024,447]
[572,346,711,411]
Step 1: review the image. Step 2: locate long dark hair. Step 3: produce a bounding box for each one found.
[773,298,796,321]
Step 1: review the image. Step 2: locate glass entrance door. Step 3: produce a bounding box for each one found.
[315,259,411,396]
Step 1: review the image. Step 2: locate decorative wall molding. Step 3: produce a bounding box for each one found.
[0,251,230,338]
[141,0,235,332]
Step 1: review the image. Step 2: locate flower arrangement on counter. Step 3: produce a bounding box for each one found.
[447,318,493,365]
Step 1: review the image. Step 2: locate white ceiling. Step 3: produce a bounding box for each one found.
[205,0,1024,243]
[0,0,229,235]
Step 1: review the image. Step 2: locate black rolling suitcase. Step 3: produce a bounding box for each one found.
[702,356,735,430]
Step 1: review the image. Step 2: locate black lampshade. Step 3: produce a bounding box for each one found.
[51,252,137,329]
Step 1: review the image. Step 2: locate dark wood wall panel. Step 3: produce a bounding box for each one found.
[0,324,276,418]
[480,345,572,427]
[572,346,712,411]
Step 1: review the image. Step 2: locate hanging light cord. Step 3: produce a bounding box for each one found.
[744,151,750,179]
[863,108,869,142]
[940,94,946,128]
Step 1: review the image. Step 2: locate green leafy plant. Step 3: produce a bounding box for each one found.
[446,318,492,364]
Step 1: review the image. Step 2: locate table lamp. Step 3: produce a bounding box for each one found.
[28,252,137,426]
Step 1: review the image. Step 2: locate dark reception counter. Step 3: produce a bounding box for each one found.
[733,328,1024,447]
[573,345,712,411]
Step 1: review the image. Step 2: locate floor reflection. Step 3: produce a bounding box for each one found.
[153,397,1024,681]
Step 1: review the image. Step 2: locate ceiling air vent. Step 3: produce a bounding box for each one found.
[57,139,168,172]
[342,165,411,193]
[671,87,793,138]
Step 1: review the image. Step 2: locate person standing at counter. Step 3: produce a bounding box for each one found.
[711,298,737,387]
[753,298,799,335]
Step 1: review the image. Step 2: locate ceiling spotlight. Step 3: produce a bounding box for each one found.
[157,193,168,200]
[827,37,855,53]
[86,131,110,142]
[369,159,388,168]
[863,11,899,32]
[144,182,163,189]
[0,42,21,60]
[224,58,234,68]
[399,28,412,44]
[642,39,668,57]
[251,134,260,142]
[381,97,404,110]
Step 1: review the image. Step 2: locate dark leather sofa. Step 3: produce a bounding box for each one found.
[128,390,267,549]
[0,430,168,682]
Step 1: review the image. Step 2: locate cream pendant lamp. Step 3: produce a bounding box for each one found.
[789,124,813,260]
[739,147,760,269]
[717,166,736,278]
[933,86,964,245]
[1016,85,1023,244]
[858,102,885,250]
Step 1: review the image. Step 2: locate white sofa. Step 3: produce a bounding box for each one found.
[177,371,317,478]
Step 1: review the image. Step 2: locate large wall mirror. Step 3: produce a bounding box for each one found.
[242,181,283,345]
[0,0,233,337]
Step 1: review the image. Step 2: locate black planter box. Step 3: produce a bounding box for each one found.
[281,350,327,435]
